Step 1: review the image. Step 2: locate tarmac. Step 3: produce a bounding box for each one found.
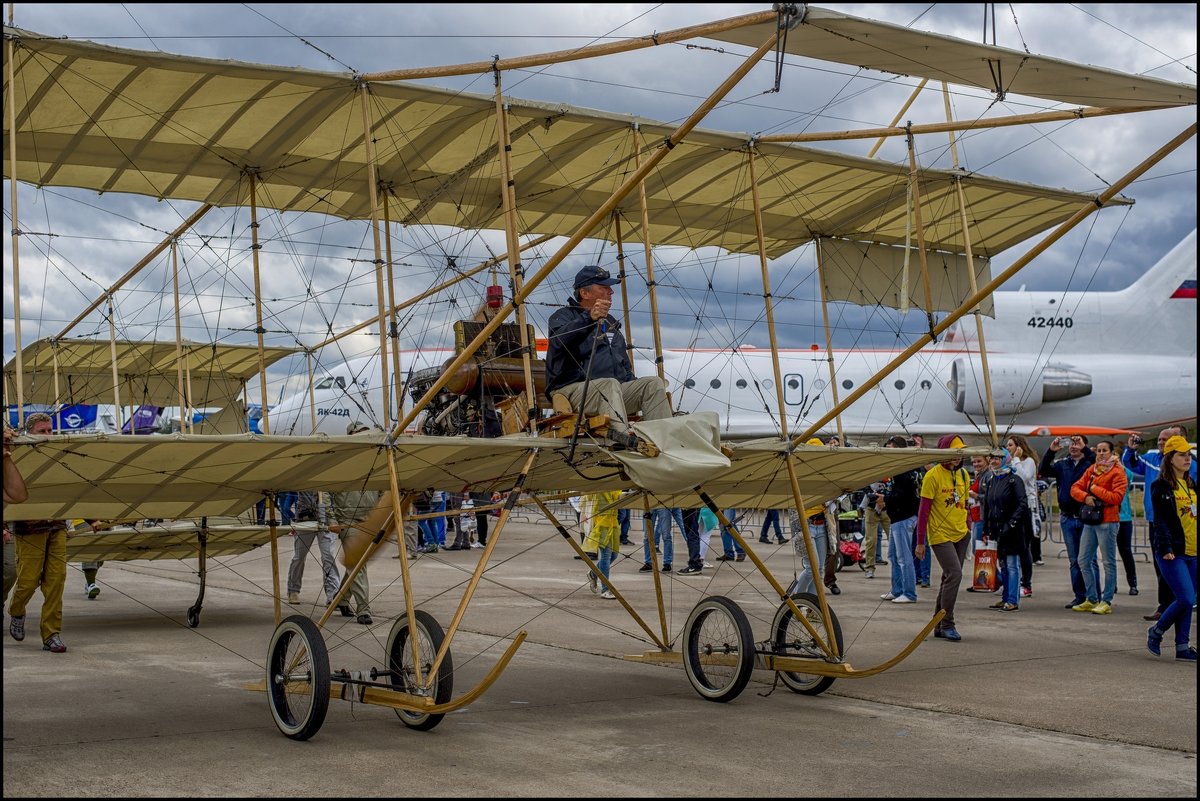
[3,510,1196,797]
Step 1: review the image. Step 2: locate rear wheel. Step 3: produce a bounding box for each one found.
[681,596,754,703]
[267,615,330,740]
[386,609,453,731]
[772,592,843,696]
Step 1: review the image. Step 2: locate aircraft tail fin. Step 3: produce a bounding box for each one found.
[1110,229,1196,354]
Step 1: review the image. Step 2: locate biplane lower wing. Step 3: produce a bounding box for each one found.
[5,426,979,523]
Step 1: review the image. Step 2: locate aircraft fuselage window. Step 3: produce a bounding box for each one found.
[736,379,747,389]
[710,378,721,389]
[894,380,906,390]
[920,380,932,390]
[684,378,696,389]
[842,379,854,390]
[787,378,799,390]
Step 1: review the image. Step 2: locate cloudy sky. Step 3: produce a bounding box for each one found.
[3,3,1196,406]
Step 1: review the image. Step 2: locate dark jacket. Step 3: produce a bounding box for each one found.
[883,468,922,522]
[981,471,1029,557]
[1149,476,1194,557]
[1039,447,1095,518]
[544,298,633,397]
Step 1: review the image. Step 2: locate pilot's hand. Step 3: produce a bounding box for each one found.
[590,298,611,322]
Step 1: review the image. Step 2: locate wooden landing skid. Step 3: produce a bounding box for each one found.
[626,611,945,679]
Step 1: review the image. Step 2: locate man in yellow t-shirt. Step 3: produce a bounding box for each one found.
[916,434,971,642]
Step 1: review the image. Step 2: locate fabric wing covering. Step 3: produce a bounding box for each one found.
[817,238,995,317]
[66,521,276,563]
[4,431,979,522]
[3,338,299,410]
[3,24,1125,260]
[706,5,1197,108]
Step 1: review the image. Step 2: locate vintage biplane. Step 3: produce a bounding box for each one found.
[3,3,1194,740]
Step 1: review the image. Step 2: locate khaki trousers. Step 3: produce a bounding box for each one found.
[560,376,670,433]
[10,529,67,642]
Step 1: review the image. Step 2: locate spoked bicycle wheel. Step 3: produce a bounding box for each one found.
[267,614,331,740]
[771,591,844,696]
[681,595,755,703]
[386,609,454,731]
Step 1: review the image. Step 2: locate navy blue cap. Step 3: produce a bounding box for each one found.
[573,265,620,290]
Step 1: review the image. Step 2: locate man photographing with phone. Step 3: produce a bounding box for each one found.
[1040,434,1096,609]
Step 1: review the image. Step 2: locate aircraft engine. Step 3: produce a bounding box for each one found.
[950,356,1091,417]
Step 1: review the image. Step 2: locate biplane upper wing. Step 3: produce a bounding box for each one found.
[4,428,976,522]
[707,5,1197,108]
[3,23,1124,260]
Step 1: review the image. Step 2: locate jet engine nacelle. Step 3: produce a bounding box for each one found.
[950,356,1091,417]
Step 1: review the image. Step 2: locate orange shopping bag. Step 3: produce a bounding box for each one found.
[971,541,998,592]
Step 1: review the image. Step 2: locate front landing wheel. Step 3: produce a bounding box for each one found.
[386,609,453,731]
[267,614,330,740]
[771,592,843,696]
[682,595,754,703]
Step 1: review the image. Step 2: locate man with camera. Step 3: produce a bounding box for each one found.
[1040,434,1096,609]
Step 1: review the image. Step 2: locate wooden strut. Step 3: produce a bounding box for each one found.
[493,76,540,434]
[943,81,998,446]
[424,449,541,687]
[745,149,837,657]
[793,122,1197,446]
[530,496,668,651]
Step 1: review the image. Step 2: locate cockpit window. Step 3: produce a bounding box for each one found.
[315,377,346,390]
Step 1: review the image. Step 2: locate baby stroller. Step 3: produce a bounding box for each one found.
[834,512,866,572]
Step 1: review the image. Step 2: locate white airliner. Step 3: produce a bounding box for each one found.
[266,231,1196,441]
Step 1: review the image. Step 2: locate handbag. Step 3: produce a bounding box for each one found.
[1078,478,1104,524]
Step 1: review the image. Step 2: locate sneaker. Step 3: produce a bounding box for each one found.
[703,562,714,569]
[599,590,617,600]
[826,583,841,595]
[1128,587,1139,596]
[880,592,896,600]
[1091,601,1112,614]
[1034,559,1045,566]
[864,569,875,579]
[470,542,484,549]
[1066,599,1086,609]
[43,634,67,653]
[734,554,746,562]
[989,600,1006,609]
[1147,626,1163,656]
[940,627,962,642]
[1020,587,1032,598]
[638,563,654,573]
[356,612,373,625]
[9,615,25,641]
[422,544,439,554]
[661,564,672,573]
[287,592,300,604]
[86,583,101,599]
[677,565,702,575]
[1176,647,1197,661]
[1072,601,1096,612]
[588,571,599,594]
[1000,603,1019,612]
[891,596,916,604]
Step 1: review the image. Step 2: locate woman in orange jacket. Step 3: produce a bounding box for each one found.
[1070,440,1128,614]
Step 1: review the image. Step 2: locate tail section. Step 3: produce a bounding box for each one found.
[1108,229,1197,354]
